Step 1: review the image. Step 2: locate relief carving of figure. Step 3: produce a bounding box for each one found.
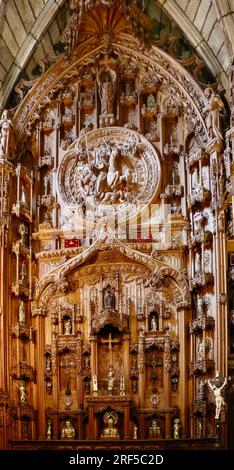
[78,144,131,205]
[203,87,224,140]
[97,66,117,115]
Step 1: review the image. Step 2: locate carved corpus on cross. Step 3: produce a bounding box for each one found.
[100,332,120,366]
[60,353,74,395]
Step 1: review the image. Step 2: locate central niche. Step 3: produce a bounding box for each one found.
[57,127,161,226]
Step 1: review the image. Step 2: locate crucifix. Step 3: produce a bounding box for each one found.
[146,353,160,393]
[100,332,120,365]
[60,353,74,395]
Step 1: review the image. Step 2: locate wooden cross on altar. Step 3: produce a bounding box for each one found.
[60,354,74,395]
[100,332,120,365]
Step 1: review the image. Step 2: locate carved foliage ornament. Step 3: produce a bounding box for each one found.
[57,127,161,225]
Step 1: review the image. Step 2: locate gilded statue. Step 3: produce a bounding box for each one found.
[133,424,138,439]
[203,87,224,140]
[173,418,182,439]
[101,411,120,438]
[60,420,75,439]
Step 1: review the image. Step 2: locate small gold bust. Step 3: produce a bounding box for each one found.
[101,412,120,438]
[60,420,75,439]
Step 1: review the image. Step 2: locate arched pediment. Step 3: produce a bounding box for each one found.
[33,227,190,310]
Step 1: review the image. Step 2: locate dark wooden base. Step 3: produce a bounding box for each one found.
[9,438,218,450]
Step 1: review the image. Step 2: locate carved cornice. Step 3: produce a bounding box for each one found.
[189,272,214,291]
[11,405,36,420]
[10,363,35,381]
[11,324,34,341]
[205,138,223,155]
[91,310,129,334]
[189,315,215,334]
[189,359,215,376]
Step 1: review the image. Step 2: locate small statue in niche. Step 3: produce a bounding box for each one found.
[97,66,117,115]
[173,418,182,439]
[19,301,26,325]
[197,339,204,361]
[125,82,132,96]
[47,419,52,440]
[133,424,138,439]
[147,94,156,108]
[18,223,26,244]
[92,374,98,395]
[43,175,49,195]
[18,381,27,404]
[46,380,52,395]
[101,411,120,438]
[64,318,72,335]
[150,315,158,331]
[21,184,28,207]
[203,87,224,140]
[60,420,75,439]
[20,262,27,283]
[46,356,51,371]
[194,251,201,275]
[104,288,115,309]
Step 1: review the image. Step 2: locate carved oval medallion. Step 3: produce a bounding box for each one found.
[57,127,161,226]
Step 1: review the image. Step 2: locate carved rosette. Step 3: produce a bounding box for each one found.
[57,127,161,226]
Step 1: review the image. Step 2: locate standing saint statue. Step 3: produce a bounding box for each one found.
[0,110,12,159]
[97,66,117,115]
[18,381,27,404]
[104,288,115,309]
[207,372,227,419]
[64,318,72,335]
[203,87,224,140]
[19,301,26,325]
